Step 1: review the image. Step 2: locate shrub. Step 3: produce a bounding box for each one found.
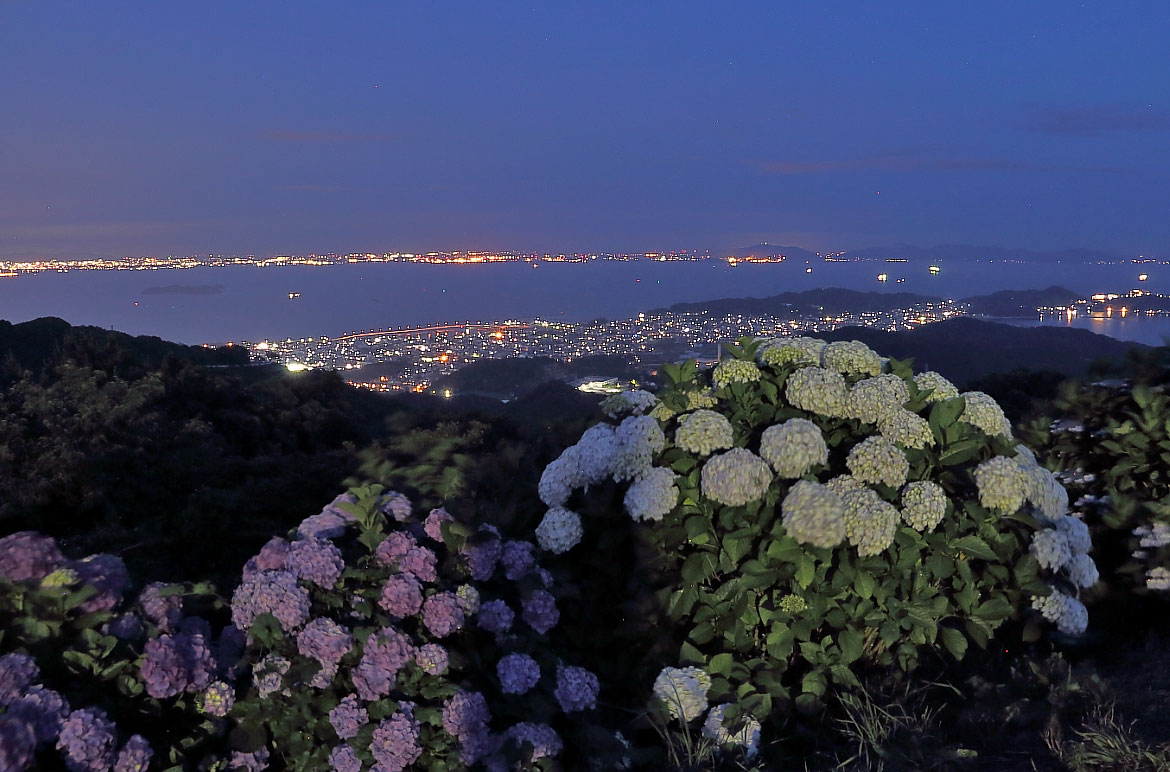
[536,336,1098,756]
[227,486,598,771]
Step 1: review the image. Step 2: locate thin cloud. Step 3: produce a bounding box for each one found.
[262,130,395,143]
[754,156,1118,175]
[1026,104,1170,137]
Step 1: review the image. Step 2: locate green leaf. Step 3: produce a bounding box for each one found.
[940,628,968,660]
[974,597,1012,623]
[708,653,734,676]
[795,554,816,589]
[801,670,826,697]
[837,629,864,664]
[853,571,875,599]
[940,439,982,466]
[829,664,861,688]
[950,535,997,561]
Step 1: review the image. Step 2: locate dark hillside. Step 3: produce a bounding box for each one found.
[961,286,1083,317]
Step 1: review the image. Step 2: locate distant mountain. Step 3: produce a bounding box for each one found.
[841,244,1126,263]
[726,243,821,261]
[961,286,1083,317]
[0,316,247,374]
[655,288,941,317]
[819,317,1140,383]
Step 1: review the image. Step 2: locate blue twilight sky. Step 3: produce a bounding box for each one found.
[1,1,1168,259]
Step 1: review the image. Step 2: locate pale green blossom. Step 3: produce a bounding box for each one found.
[847,374,910,423]
[825,474,866,496]
[600,389,659,419]
[700,448,773,507]
[900,481,948,531]
[841,488,899,556]
[877,409,935,449]
[712,359,762,389]
[653,666,711,722]
[758,337,826,368]
[821,340,882,376]
[611,415,666,482]
[684,389,719,411]
[957,391,1012,439]
[674,410,734,457]
[785,366,849,418]
[846,436,909,489]
[759,418,828,478]
[780,480,846,548]
[913,371,959,402]
[624,467,679,522]
[972,456,1031,513]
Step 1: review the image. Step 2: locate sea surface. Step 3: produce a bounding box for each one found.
[1,258,1168,345]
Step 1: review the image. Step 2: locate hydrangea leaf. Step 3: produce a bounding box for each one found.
[940,627,968,660]
[950,535,998,562]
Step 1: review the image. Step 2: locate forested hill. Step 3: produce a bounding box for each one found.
[0,316,247,374]
[820,317,1141,381]
[656,288,941,316]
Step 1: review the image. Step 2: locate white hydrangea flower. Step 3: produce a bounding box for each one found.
[972,456,1031,513]
[702,704,761,758]
[624,467,679,522]
[601,389,659,419]
[957,391,1012,439]
[1147,567,1170,590]
[712,359,762,389]
[785,366,850,418]
[674,410,734,457]
[684,389,719,411]
[781,480,847,548]
[758,336,826,368]
[1135,523,1170,548]
[825,474,866,496]
[759,419,828,478]
[900,481,948,531]
[841,488,899,556]
[649,402,675,421]
[847,374,910,423]
[877,409,935,450]
[821,340,882,376]
[1065,553,1099,589]
[1020,464,1068,522]
[611,415,666,482]
[1031,590,1088,635]
[1030,528,1072,571]
[846,436,909,489]
[1014,444,1038,467]
[574,423,617,484]
[653,667,711,722]
[535,507,584,553]
[538,449,586,507]
[913,371,959,402]
[700,448,774,507]
[1053,515,1091,554]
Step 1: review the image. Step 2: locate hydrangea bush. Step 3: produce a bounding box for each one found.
[0,531,235,771]
[227,486,599,771]
[537,337,1097,743]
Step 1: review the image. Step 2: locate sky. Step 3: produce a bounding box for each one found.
[1,0,1168,258]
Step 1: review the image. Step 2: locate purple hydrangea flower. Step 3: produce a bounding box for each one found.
[230,569,311,633]
[536,566,555,588]
[0,716,36,772]
[105,613,143,641]
[329,745,361,772]
[138,582,183,633]
[422,592,465,638]
[140,635,189,699]
[374,531,415,567]
[497,653,541,695]
[476,600,515,635]
[215,624,247,680]
[398,545,437,583]
[253,656,290,698]
[370,713,422,772]
[7,685,69,743]
[416,643,448,675]
[297,617,353,687]
[377,491,413,522]
[177,624,216,692]
[57,708,116,772]
[378,573,423,619]
[500,540,536,581]
[0,653,39,706]
[554,665,599,712]
[0,531,63,582]
[507,722,563,760]
[455,584,480,614]
[521,590,560,634]
[242,538,290,582]
[228,747,270,771]
[297,507,353,541]
[424,507,454,542]
[70,554,129,614]
[352,628,414,701]
[442,690,492,765]
[113,734,153,772]
[201,681,234,717]
[284,538,345,588]
[462,527,502,581]
[329,694,369,740]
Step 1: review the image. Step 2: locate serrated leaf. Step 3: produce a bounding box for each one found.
[950,535,997,561]
[795,554,816,589]
[940,627,968,660]
[837,629,864,664]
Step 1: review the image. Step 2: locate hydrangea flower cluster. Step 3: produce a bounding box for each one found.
[700,448,774,507]
[877,409,935,449]
[847,374,909,423]
[601,389,659,418]
[785,366,849,418]
[900,481,948,531]
[822,340,882,376]
[702,703,762,758]
[611,415,668,482]
[653,666,711,722]
[781,481,846,548]
[841,487,900,556]
[958,391,1013,438]
[712,358,762,389]
[1032,590,1089,635]
[972,456,1032,513]
[624,467,680,522]
[846,436,909,489]
[535,506,584,553]
[0,531,64,582]
[673,409,734,456]
[554,665,599,712]
[758,336,825,367]
[760,418,828,478]
[914,370,959,401]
